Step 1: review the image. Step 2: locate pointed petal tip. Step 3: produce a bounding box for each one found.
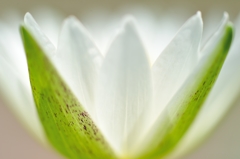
[182,11,203,32]
[24,12,30,16]
[220,12,229,25]
[63,16,77,26]
[65,15,78,23]
[23,12,39,29]
[24,12,37,24]
[194,11,203,24]
[122,15,138,31]
[223,12,229,19]
[184,12,202,28]
[24,12,31,17]
[63,15,87,32]
[217,12,230,32]
[24,12,32,23]
[22,11,56,55]
[196,11,202,18]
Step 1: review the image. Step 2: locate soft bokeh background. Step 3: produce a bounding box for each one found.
[0,0,240,158]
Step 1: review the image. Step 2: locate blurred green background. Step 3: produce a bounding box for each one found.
[1,0,240,16]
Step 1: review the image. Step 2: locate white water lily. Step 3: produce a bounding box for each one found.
[0,9,239,159]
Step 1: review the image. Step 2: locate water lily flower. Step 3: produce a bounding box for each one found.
[0,9,240,159]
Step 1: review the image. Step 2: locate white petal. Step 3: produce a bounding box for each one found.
[0,56,46,143]
[151,12,202,123]
[53,16,103,119]
[199,12,229,58]
[95,17,152,155]
[29,8,63,47]
[0,23,29,84]
[24,13,56,55]
[167,13,235,159]
[0,15,46,143]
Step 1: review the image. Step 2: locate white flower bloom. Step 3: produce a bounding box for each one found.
[0,8,239,159]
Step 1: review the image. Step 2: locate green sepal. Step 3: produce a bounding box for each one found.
[20,25,116,159]
[138,23,233,159]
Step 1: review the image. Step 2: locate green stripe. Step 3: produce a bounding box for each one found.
[21,26,116,159]
[139,23,233,159]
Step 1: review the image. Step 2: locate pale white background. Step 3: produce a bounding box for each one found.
[0,0,240,159]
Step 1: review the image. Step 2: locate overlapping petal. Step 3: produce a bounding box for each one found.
[54,16,103,120]
[95,17,152,156]
[169,13,240,159]
[136,14,233,159]
[24,13,56,55]
[151,12,203,125]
